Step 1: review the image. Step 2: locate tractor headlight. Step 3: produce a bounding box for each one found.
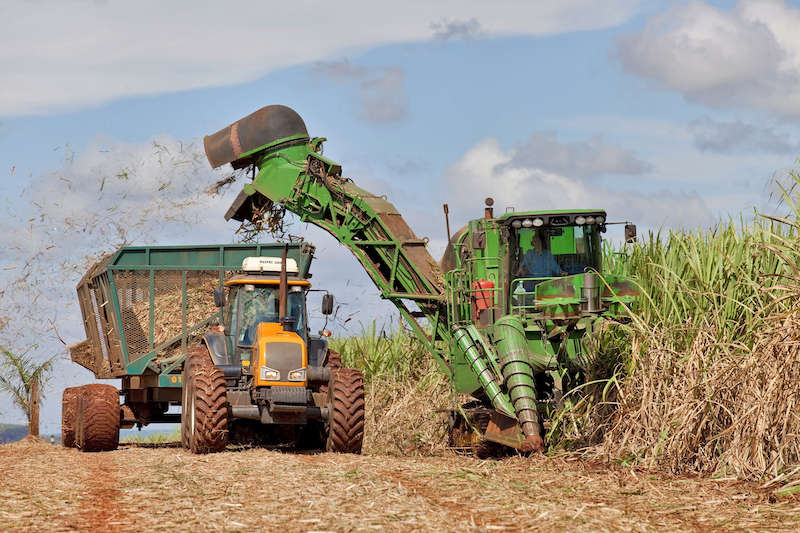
[532,218,544,227]
[511,220,522,228]
[260,367,280,381]
[595,216,605,224]
[585,216,596,225]
[288,368,306,382]
[521,218,533,228]
[575,216,586,225]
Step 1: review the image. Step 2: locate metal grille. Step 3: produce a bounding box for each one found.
[115,269,222,362]
[115,270,151,362]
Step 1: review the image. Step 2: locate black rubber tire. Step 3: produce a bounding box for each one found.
[77,384,120,452]
[181,346,212,450]
[325,349,342,369]
[188,364,229,454]
[325,368,365,454]
[61,387,80,448]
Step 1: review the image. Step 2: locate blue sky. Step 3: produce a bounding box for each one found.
[2,0,799,432]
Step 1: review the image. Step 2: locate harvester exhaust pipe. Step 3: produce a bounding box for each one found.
[582,271,601,313]
[493,315,544,453]
[279,245,295,332]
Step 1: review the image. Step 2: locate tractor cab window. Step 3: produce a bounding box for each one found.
[224,286,239,335]
[237,286,306,346]
[513,225,601,290]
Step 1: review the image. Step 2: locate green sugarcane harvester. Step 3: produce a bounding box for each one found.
[205,106,637,453]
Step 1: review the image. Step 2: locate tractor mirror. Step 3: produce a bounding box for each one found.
[321,294,334,315]
[624,224,637,243]
[213,287,226,308]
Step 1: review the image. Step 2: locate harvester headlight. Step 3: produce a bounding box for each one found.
[288,368,306,382]
[260,367,280,381]
[585,216,596,225]
[521,219,533,228]
[575,216,586,225]
[595,216,605,224]
[532,218,544,227]
[511,220,522,228]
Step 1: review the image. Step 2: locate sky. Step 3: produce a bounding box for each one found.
[1,0,800,433]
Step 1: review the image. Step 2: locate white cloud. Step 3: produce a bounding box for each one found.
[0,135,238,342]
[311,60,408,123]
[0,0,645,116]
[689,116,800,154]
[616,0,800,118]
[504,131,653,177]
[443,137,712,230]
[430,18,483,42]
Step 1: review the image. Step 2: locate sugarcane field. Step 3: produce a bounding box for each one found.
[5,3,800,533]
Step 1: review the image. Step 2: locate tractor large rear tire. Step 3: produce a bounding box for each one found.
[61,387,80,448]
[326,368,365,454]
[188,364,228,454]
[325,349,342,369]
[181,346,212,450]
[76,384,120,452]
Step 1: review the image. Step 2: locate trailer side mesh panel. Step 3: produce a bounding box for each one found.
[115,270,221,363]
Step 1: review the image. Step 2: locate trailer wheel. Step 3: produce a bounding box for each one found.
[76,384,120,452]
[61,387,80,448]
[181,346,212,450]
[326,368,365,454]
[188,364,228,454]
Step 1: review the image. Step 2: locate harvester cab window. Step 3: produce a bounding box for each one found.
[514,225,601,290]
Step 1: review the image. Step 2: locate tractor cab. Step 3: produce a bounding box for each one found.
[207,256,317,379]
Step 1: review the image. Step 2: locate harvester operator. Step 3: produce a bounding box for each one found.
[518,231,566,290]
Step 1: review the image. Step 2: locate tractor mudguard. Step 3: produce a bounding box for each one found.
[307,336,329,367]
[203,331,230,366]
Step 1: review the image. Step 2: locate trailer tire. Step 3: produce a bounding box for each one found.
[326,368,365,454]
[76,384,120,452]
[61,387,80,448]
[188,364,228,454]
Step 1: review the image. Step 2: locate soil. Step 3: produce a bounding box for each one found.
[2,437,799,532]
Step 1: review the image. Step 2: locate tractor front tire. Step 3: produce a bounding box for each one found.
[326,368,365,454]
[76,384,120,452]
[61,387,80,448]
[188,364,228,454]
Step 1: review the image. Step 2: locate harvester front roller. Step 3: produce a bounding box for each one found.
[187,362,229,454]
[326,368,365,453]
[61,387,80,448]
[76,384,121,452]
